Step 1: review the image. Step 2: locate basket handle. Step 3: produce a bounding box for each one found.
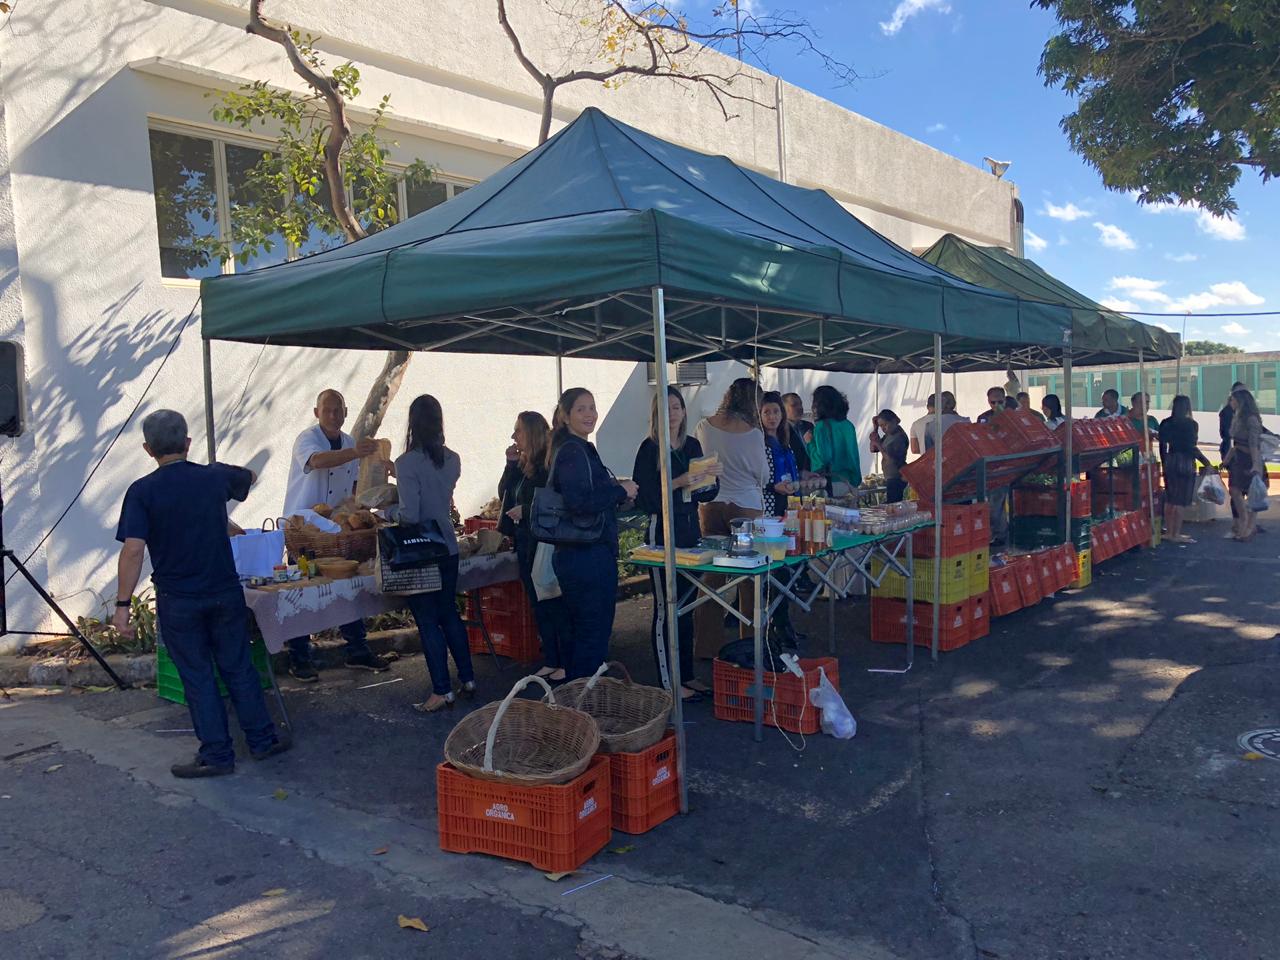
[263,517,278,531]
[483,674,556,774]
[583,660,633,693]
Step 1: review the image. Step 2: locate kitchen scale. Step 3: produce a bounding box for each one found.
[712,517,769,568]
[712,552,768,569]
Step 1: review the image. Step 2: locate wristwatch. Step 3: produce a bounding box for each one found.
[116,599,131,608]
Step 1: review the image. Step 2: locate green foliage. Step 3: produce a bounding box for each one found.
[1183,339,1243,357]
[617,524,646,579]
[74,593,159,656]
[199,32,432,266]
[1036,1,1280,215]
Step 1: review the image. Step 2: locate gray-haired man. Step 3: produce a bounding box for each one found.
[114,410,288,778]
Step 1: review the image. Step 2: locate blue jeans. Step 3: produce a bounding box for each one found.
[405,554,474,696]
[516,532,567,669]
[553,542,617,680]
[287,618,369,667]
[157,589,277,767]
[886,478,907,503]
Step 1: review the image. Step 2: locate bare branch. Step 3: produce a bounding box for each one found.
[247,0,365,243]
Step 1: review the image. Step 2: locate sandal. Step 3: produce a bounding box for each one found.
[680,686,705,703]
[535,666,558,679]
[412,693,455,713]
[547,669,566,682]
[684,679,712,694]
[459,681,477,700]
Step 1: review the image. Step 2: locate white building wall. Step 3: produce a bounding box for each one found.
[0,0,1020,646]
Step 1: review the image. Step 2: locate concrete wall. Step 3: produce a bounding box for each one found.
[0,0,1018,645]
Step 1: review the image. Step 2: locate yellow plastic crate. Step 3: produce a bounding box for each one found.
[1069,548,1092,589]
[968,548,989,595]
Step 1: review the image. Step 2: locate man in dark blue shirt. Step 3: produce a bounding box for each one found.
[114,409,287,778]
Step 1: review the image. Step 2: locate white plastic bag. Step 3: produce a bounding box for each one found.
[531,542,562,600]
[808,667,856,739]
[1197,472,1227,506]
[1247,473,1270,512]
[229,528,284,578]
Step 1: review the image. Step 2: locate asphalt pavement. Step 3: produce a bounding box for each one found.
[2,506,1277,959]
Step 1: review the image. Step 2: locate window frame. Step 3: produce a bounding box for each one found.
[147,119,475,283]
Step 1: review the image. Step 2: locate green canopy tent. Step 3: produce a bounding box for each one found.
[200,108,1077,807]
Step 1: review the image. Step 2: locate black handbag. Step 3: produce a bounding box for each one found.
[376,521,449,595]
[530,443,607,545]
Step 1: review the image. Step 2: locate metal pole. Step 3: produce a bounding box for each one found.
[556,352,564,400]
[651,287,688,813]
[1138,348,1157,546]
[1064,345,1073,544]
[202,339,216,463]
[774,76,787,184]
[932,335,942,661]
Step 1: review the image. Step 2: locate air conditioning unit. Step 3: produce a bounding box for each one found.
[645,362,708,386]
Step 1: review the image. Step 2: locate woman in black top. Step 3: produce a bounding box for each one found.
[633,387,720,701]
[1158,395,1212,543]
[548,388,638,680]
[868,409,909,502]
[499,411,568,680]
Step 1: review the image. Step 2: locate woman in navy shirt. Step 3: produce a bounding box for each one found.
[548,388,638,680]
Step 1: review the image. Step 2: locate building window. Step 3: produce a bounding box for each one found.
[147,124,471,280]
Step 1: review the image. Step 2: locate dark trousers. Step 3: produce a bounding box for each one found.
[553,542,617,680]
[649,568,696,692]
[886,478,907,503]
[405,554,474,696]
[157,589,277,767]
[287,619,369,666]
[516,533,567,669]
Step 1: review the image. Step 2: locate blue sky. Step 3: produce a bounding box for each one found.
[740,0,1280,352]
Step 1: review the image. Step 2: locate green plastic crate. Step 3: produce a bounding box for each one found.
[156,636,273,706]
[1010,516,1092,551]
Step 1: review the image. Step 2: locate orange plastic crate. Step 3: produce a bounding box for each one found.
[436,755,612,873]
[870,599,970,651]
[1012,556,1043,606]
[968,502,989,549]
[900,425,992,503]
[463,516,499,534]
[1035,550,1058,596]
[608,732,680,835]
[912,505,971,558]
[1053,545,1074,591]
[988,566,1022,617]
[466,580,541,662]
[969,594,990,641]
[1013,487,1058,517]
[712,656,839,735]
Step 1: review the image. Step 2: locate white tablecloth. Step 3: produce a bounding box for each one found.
[244,551,520,653]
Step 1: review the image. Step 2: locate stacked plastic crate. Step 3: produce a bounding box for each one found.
[870,504,988,651]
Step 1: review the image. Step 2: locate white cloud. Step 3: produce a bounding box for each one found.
[1093,222,1136,250]
[1100,298,1140,312]
[1131,194,1246,241]
[1155,322,1177,332]
[1108,276,1171,304]
[1100,278,1264,315]
[1024,229,1048,252]
[880,0,951,36]
[1165,281,1265,314]
[1164,252,1198,263]
[926,122,946,133]
[1042,201,1093,222]
[1222,321,1249,336]
[1057,234,1070,246]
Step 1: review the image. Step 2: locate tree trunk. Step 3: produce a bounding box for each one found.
[539,82,555,144]
[349,349,412,443]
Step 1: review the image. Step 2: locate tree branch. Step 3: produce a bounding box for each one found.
[247,0,365,243]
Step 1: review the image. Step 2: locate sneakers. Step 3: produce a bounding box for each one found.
[288,662,319,682]
[344,651,391,673]
[171,756,234,779]
[251,732,293,762]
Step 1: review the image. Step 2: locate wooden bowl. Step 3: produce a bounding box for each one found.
[315,558,360,579]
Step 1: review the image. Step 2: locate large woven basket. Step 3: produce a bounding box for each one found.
[555,661,673,754]
[444,675,600,786]
[281,517,378,562]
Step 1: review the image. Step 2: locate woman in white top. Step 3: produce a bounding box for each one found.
[692,378,770,656]
[1042,394,1067,430]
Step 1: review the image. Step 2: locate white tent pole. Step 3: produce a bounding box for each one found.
[651,286,687,814]
[932,334,942,661]
[1139,347,1156,546]
[202,339,216,463]
[556,352,564,400]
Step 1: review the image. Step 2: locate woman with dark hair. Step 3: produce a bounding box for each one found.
[396,395,475,713]
[499,410,567,680]
[868,409,909,502]
[759,392,800,517]
[693,377,770,656]
[547,388,638,679]
[1042,394,1065,429]
[1223,388,1267,541]
[807,385,862,496]
[633,387,720,700]
[1158,395,1212,543]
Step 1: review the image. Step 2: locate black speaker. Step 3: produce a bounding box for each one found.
[0,342,25,438]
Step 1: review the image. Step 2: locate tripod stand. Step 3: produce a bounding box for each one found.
[1,479,129,689]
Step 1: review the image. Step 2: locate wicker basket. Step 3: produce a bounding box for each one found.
[555,661,672,754]
[444,675,600,787]
[281,517,378,562]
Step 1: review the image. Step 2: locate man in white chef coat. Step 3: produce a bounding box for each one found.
[282,389,390,681]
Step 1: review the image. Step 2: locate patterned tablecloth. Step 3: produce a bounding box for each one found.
[244,551,520,653]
